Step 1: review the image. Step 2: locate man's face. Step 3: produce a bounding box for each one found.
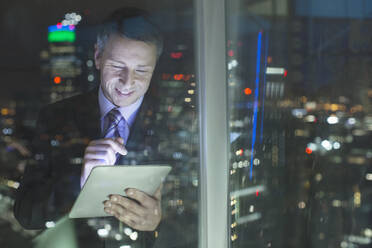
[95,34,157,107]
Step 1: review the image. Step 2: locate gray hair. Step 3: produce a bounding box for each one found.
[96,8,163,60]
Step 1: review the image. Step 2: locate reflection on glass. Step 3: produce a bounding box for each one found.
[227,0,372,247]
[0,3,197,248]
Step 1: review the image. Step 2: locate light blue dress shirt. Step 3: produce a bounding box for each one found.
[98,86,143,135]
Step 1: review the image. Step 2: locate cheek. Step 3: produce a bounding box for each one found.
[102,67,120,81]
[101,80,116,95]
[138,80,151,92]
[102,71,112,81]
[136,74,152,89]
[102,72,119,88]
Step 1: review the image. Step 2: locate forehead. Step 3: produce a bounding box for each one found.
[103,35,157,66]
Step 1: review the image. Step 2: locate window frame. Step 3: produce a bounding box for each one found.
[195,0,230,247]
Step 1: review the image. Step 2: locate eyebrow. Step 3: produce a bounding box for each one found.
[108,59,152,68]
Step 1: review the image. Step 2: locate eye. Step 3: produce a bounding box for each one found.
[136,70,148,73]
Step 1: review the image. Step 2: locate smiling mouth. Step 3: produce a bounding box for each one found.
[116,88,134,96]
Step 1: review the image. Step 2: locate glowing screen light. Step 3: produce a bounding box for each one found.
[230,59,238,67]
[97,228,109,238]
[54,76,61,84]
[129,231,138,240]
[235,149,243,156]
[304,115,316,122]
[48,25,76,43]
[48,31,75,43]
[291,108,307,118]
[173,74,184,80]
[327,116,339,124]
[307,143,317,151]
[347,118,356,125]
[305,147,313,154]
[366,174,372,181]
[170,52,183,59]
[321,140,332,151]
[266,67,285,75]
[333,142,341,149]
[1,108,9,115]
[45,221,55,228]
[244,88,252,95]
[48,25,75,32]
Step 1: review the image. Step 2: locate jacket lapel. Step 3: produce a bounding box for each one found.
[74,88,101,141]
[126,97,148,150]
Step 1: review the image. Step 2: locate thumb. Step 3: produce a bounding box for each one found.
[154,183,163,201]
[114,137,127,155]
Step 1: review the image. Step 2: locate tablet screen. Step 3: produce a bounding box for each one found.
[69,165,171,218]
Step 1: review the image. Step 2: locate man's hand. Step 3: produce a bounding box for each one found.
[81,137,127,187]
[103,184,162,231]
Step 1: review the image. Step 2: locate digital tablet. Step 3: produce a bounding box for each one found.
[69,165,171,218]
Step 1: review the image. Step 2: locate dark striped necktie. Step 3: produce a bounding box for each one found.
[103,108,130,164]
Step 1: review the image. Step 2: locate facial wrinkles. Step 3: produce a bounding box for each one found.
[104,59,152,85]
[97,35,157,107]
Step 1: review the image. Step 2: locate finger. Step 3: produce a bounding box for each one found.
[104,199,161,231]
[84,152,111,162]
[91,139,127,155]
[85,141,122,164]
[115,137,124,145]
[86,143,119,160]
[86,143,115,153]
[108,138,127,155]
[109,195,147,217]
[83,159,108,167]
[116,213,139,229]
[125,189,158,209]
[104,204,142,228]
[113,210,153,231]
[109,202,142,223]
[84,148,116,164]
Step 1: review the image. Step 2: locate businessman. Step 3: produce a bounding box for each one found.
[15,7,164,247]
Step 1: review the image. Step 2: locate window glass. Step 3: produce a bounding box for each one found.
[0,2,198,248]
[227,0,372,247]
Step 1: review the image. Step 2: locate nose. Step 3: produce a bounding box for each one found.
[119,67,134,86]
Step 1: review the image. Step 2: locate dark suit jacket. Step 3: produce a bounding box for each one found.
[14,88,164,247]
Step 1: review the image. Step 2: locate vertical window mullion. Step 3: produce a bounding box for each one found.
[195,0,229,247]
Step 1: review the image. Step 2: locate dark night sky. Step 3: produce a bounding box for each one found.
[0,0,191,101]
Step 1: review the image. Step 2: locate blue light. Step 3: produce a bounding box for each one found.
[249,31,263,180]
[48,25,75,33]
[260,33,269,143]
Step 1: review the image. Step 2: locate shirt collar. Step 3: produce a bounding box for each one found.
[98,86,143,125]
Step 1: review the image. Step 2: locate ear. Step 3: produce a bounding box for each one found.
[94,44,101,70]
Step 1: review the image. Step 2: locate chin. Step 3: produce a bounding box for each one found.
[114,99,135,107]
